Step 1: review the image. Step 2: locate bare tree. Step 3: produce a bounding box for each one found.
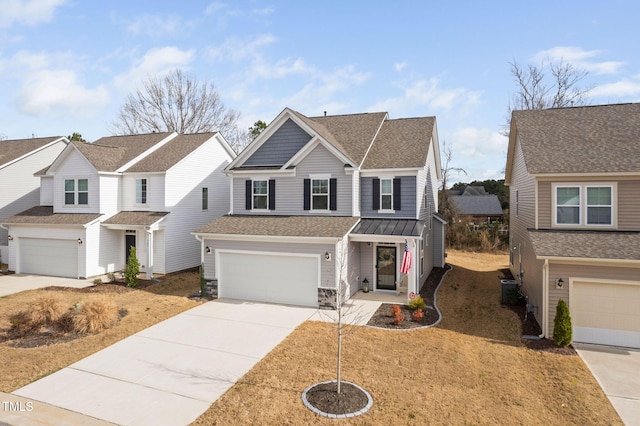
[438,140,466,221]
[503,60,591,134]
[110,69,244,148]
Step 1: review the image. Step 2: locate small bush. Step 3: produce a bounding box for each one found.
[392,305,404,325]
[30,295,65,325]
[412,308,424,322]
[408,295,427,310]
[93,278,103,285]
[73,297,119,334]
[107,272,117,283]
[124,246,140,288]
[54,311,76,333]
[9,311,42,338]
[553,299,573,347]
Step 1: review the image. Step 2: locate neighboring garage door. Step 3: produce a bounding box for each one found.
[572,280,640,349]
[20,238,78,278]
[218,251,319,307]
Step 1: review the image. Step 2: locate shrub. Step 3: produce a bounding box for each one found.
[30,295,65,325]
[124,246,140,287]
[8,311,42,338]
[553,299,573,347]
[107,272,117,283]
[392,305,404,325]
[412,308,424,322]
[93,278,103,285]
[73,296,119,334]
[408,295,427,310]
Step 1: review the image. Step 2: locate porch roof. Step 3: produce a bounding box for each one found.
[102,211,169,227]
[0,206,102,225]
[350,219,424,237]
[528,229,640,261]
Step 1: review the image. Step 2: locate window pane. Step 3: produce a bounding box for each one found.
[78,192,88,205]
[587,187,611,205]
[202,187,208,210]
[253,181,267,195]
[312,195,328,210]
[557,206,580,224]
[253,195,267,209]
[65,192,74,204]
[587,207,611,224]
[381,179,392,194]
[312,179,328,194]
[557,187,580,205]
[65,179,74,191]
[136,179,147,204]
[381,194,392,210]
[77,179,88,191]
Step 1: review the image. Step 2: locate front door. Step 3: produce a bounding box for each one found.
[376,245,396,290]
[125,232,136,262]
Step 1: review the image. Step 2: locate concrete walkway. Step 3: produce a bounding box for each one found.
[0,274,95,297]
[574,343,640,426]
[7,299,381,425]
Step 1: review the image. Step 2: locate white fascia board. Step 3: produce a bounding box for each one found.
[227,168,296,177]
[360,168,421,177]
[191,232,341,245]
[46,142,97,175]
[349,234,421,243]
[215,133,238,160]
[0,136,68,171]
[431,120,443,180]
[537,256,640,268]
[116,132,178,173]
[534,172,640,180]
[358,112,388,168]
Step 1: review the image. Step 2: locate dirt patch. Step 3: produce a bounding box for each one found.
[304,381,370,416]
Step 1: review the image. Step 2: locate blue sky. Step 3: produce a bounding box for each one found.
[1,1,639,183]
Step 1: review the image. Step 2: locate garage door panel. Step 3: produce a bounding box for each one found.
[20,238,78,278]
[218,251,318,307]
[573,281,640,348]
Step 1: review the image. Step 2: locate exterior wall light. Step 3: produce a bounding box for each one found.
[205,246,212,254]
[324,252,331,261]
[77,238,83,245]
[7,235,13,241]
[556,278,564,288]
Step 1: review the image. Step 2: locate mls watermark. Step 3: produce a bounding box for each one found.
[2,400,34,412]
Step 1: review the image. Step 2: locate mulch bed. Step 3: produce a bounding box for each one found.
[304,381,370,416]
[365,265,450,329]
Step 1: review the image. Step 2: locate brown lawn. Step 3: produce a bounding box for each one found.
[193,250,622,425]
[0,270,202,392]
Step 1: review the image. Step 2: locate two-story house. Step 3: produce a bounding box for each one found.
[193,108,445,308]
[0,136,68,263]
[2,132,235,279]
[505,103,640,349]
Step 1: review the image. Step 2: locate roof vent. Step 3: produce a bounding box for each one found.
[324,111,327,117]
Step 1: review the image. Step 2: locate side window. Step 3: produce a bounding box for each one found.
[380,179,393,210]
[202,187,208,210]
[136,178,147,204]
[253,180,268,209]
[65,179,75,205]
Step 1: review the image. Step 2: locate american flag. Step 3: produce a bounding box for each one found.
[400,240,412,274]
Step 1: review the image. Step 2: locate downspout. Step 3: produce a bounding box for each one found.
[145,227,153,280]
[541,259,549,339]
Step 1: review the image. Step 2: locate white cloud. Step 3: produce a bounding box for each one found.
[446,128,508,182]
[395,62,407,72]
[368,78,481,116]
[126,14,187,37]
[208,34,277,62]
[590,79,640,98]
[16,69,109,115]
[532,46,625,75]
[0,0,67,28]
[114,46,195,90]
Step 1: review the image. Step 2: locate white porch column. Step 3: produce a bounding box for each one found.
[407,239,417,303]
[146,228,153,279]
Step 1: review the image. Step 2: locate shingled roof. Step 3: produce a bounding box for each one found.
[528,229,640,261]
[1,206,102,225]
[125,132,219,172]
[0,136,65,168]
[450,195,503,216]
[511,103,640,175]
[194,215,359,238]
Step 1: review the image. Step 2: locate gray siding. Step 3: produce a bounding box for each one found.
[233,144,353,216]
[203,239,336,287]
[360,176,416,219]
[243,119,312,166]
[547,263,640,337]
[359,242,374,286]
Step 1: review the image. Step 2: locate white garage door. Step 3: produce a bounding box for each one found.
[218,251,319,307]
[572,280,640,349]
[20,238,78,278]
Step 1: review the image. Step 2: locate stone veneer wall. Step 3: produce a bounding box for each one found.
[318,288,337,310]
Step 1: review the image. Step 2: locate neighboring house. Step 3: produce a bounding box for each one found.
[505,103,640,349]
[448,185,504,225]
[2,132,235,279]
[193,108,445,308]
[0,136,68,262]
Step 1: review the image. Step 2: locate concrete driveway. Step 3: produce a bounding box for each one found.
[11,300,322,426]
[574,343,640,426]
[0,273,95,297]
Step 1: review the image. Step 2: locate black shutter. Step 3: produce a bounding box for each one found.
[245,179,252,210]
[372,178,380,210]
[329,178,337,211]
[393,178,401,210]
[303,179,311,210]
[268,179,276,210]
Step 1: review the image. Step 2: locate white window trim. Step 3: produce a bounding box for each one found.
[552,183,616,228]
[135,178,148,205]
[64,177,90,206]
[252,179,269,211]
[379,178,395,213]
[310,174,330,212]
